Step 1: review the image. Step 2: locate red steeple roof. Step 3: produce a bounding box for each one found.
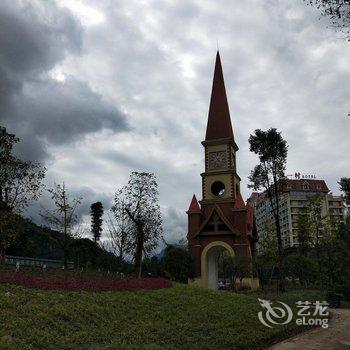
[187,194,201,212]
[234,193,246,209]
[205,51,234,141]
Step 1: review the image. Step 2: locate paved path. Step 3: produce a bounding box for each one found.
[267,309,350,350]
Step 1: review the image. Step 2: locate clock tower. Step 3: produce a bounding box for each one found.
[187,52,258,290]
[201,51,241,203]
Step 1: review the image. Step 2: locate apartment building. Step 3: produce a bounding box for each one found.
[248,179,345,251]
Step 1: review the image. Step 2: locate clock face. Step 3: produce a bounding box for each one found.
[231,152,235,169]
[209,151,226,169]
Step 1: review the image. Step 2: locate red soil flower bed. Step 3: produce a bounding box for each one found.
[0,271,172,292]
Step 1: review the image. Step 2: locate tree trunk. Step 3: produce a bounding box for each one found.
[267,186,285,292]
[0,187,7,265]
[312,209,323,286]
[63,186,68,269]
[133,227,144,278]
[0,242,5,265]
[63,243,67,269]
[260,271,264,291]
[270,177,285,293]
[274,214,285,293]
[119,231,125,262]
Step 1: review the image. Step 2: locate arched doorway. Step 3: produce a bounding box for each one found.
[201,241,235,290]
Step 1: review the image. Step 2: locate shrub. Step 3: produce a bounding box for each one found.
[162,244,194,283]
[0,271,172,292]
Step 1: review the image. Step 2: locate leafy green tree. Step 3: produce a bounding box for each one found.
[163,244,194,283]
[235,256,253,289]
[299,195,348,286]
[142,256,163,277]
[218,251,237,289]
[304,0,350,40]
[257,221,278,260]
[305,195,325,257]
[254,221,279,289]
[334,220,350,299]
[0,212,22,263]
[285,253,319,287]
[339,177,350,206]
[218,252,251,290]
[112,172,163,278]
[41,183,82,268]
[316,213,347,287]
[296,213,312,256]
[295,195,330,285]
[0,126,46,262]
[248,128,288,292]
[68,238,123,272]
[90,202,104,243]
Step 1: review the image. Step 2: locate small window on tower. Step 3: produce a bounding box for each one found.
[211,181,225,197]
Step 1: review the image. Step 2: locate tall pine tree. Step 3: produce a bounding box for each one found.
[90,202,104,243]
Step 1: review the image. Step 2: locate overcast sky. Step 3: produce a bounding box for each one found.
[1,0,349,244]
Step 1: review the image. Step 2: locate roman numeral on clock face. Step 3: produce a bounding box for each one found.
[209,151,226,169]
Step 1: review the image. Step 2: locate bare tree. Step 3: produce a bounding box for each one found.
[112,172,163,278]
[106,209,131,261]
[41,183,82,268]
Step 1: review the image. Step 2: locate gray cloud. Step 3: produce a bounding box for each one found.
[162,206,187,244]
[0,1,81,78]
[12,78,128,145]
[27,183,112,228]
[1,0,349,244]
[0,0,129,162]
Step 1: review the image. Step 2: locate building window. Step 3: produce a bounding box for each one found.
[303,181,309,190]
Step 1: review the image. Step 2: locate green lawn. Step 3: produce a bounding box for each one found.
[0,283,325,350]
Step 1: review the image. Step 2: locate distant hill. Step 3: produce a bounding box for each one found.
[6,216,123,271]
[153,248,165,260]
[7,217,65,260]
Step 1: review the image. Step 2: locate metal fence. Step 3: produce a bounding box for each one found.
[5,255,74,269]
